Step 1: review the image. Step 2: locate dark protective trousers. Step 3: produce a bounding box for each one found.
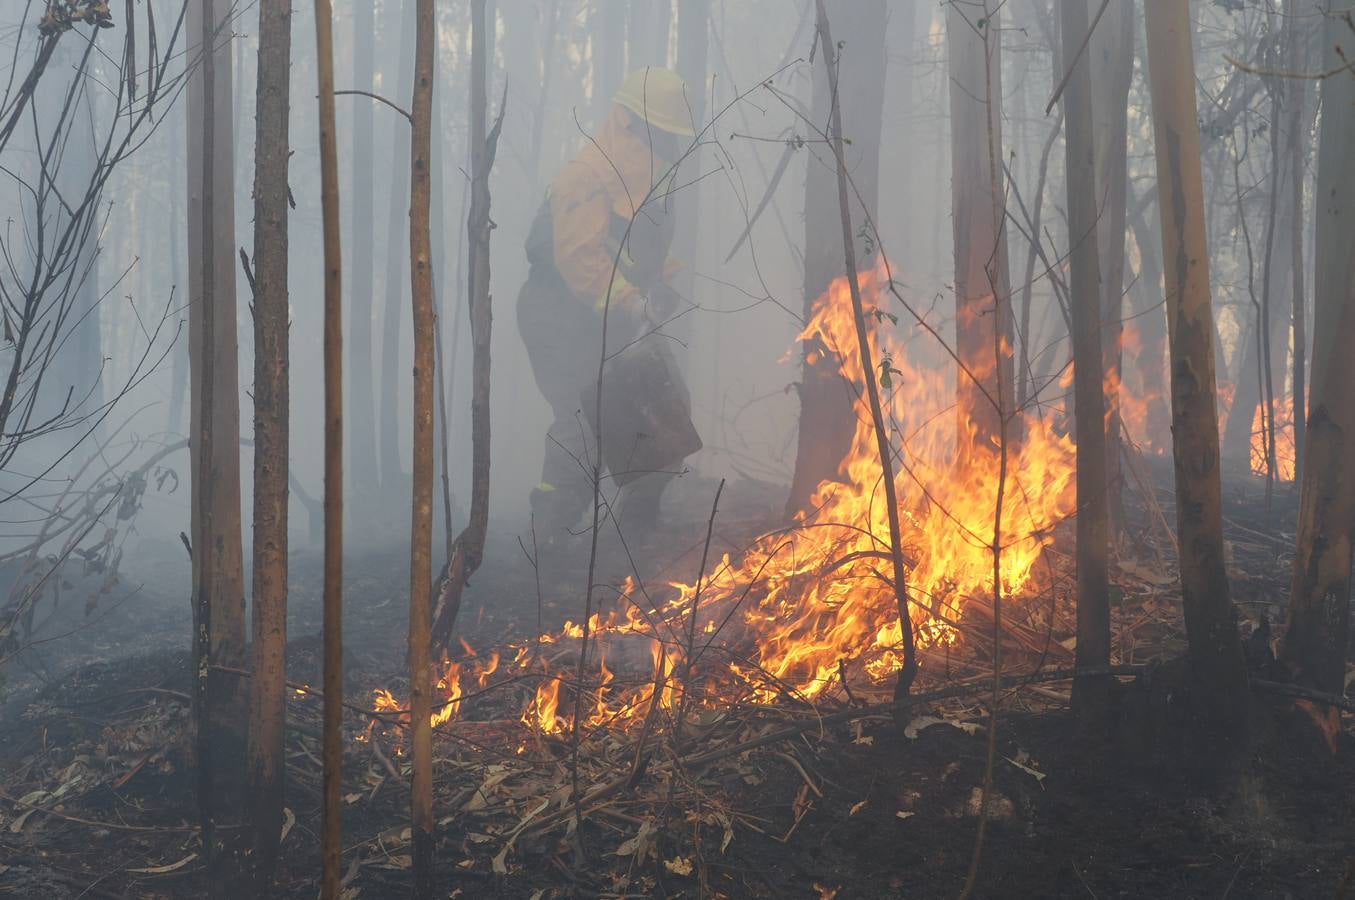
[517,267,673,538]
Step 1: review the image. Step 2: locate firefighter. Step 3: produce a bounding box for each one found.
[517,67,695,540]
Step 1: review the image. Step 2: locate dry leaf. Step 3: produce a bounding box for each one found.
[280,807,296,843]
[849,799,868,817]
[127,853,198,875]
[895,810,914,820]
[664,856,694,876]
[614,819,657,858]
[1005,753,1047,787]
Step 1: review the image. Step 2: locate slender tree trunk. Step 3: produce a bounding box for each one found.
[1128,191,1171,448]
[246,0,292,889]
[168,105,186,435]
[380,7,416,490]
[1015,111,1062,411]
[187,2,248,890]
[430,0,499,655]
[1281,0,1355,703]
[1059,0,1111,724]
[408,0,437,895]
[312,0,346,893]
[1144,0,1250,756]
[1286,7,1314,480]
[670,0,709,371]
[813,0,917,699]
[592,0,626,125]
[947,0,1015,455]
[1091,0,1134,536]
[785,0,886,517]
[348,0,379,495]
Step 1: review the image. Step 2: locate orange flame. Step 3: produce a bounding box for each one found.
[525,261,1078,717]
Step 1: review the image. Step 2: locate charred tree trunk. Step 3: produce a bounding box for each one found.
[348,0,379,496]
[1058,0,1111,725]
[312,0,346,893]
[380,7,416,491]
[186,1,248,890]
[408,0,437,894]
[246,0,292,888]
[1281,0,1355,704]
[785,0,886,517]
[1091,0,1134,536]
[946,0,1015,454]
[1144,0,1250,758]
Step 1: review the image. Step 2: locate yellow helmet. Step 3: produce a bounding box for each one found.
[613,68,696,137]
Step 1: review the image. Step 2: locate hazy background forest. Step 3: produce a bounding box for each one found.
[2,0,1351,897]
[2,0,1313,574]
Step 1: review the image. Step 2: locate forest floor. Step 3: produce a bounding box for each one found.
[1,464,1352,899]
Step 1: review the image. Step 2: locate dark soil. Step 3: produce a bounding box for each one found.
[1,472,1352,899]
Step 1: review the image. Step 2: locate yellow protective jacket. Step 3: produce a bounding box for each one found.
[547,106,676,313]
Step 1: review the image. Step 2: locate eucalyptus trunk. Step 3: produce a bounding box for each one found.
[1058,0,1111,724]
[1281,0,1355,704]
[1144,0,1250,756]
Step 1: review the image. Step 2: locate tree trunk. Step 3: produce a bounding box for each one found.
[186,2,248,890]
[1281,0,1355,702]
[380,7,416,491]
[946,0,1015,454]
[246,0,291,889]
[592,0,626,125]
[1128,188,1171,449]
[1091,0,1134,536]
[784,0,886,517]
[1144,0,1250,755]
[312,0,346,893]
[430,0,499,658]
[813,0,917,700]
[168,106,186,435]
[670,0,709,371]
[1288,9,1310,479]
[1058,0,1111,724]
[408,0,437,894]
[348,0,379,496]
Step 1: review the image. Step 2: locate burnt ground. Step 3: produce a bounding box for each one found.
[1,469,1352,899]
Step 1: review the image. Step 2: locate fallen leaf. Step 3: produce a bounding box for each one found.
[664,856,694,876]
[127,853,198,875]
[280,807,296,843]
[1004,754,1047,787]
[904,715,978,739]
[849,800,868,817]
[614,819,657,858]
[903,716,946,739]
[895,810,914,820]
[491,798,550,874]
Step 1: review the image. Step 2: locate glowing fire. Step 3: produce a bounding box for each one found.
[381,262,1082,736]
[512,261,1078,722]
[1248,402,1296,481]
